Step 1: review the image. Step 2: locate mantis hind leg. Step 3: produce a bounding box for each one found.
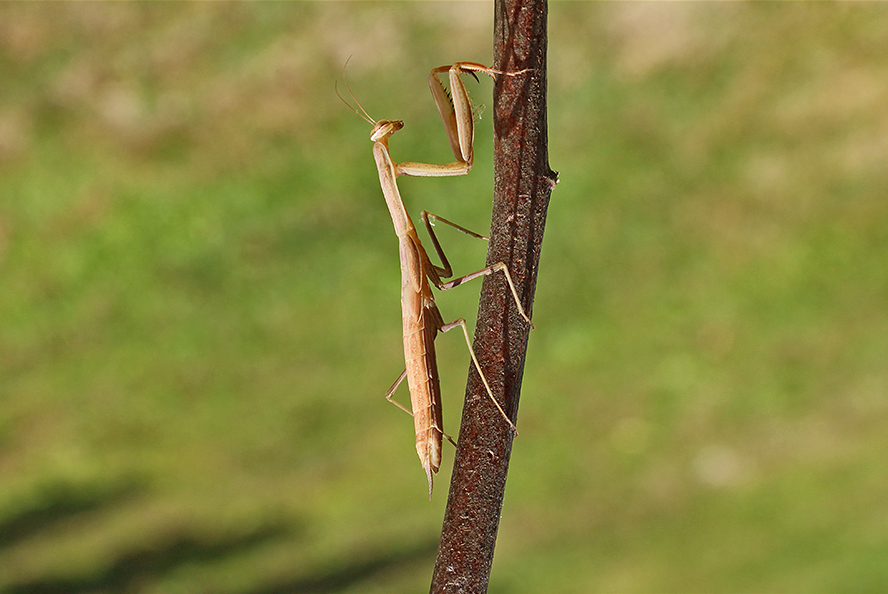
[384,369,412,415]
[439,318,518,433]
[385,369,456,447]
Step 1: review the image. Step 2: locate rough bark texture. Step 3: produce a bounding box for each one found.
[430,0,555,591]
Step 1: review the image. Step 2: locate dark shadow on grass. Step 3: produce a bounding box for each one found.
[5,525,292,594]
[241,537,438,594]
[2,476,431,594]
[0,479,143,551]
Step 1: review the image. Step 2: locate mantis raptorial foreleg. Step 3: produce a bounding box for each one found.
[397,62,531,177]
[338,61,533,496]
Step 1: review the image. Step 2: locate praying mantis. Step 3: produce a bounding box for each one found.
[339,62,533,497]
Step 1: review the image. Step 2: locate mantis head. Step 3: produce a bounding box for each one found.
[370,119,404,142]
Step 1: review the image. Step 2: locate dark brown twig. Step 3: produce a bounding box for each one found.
[430,0,555,592]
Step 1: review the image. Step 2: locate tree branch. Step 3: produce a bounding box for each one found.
[430,0,556,591]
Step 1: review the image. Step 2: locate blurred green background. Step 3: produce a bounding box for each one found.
[2,3,887,593]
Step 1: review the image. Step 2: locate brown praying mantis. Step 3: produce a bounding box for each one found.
[339,62,533,497]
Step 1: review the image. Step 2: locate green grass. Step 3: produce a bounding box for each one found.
[2,3,888,593]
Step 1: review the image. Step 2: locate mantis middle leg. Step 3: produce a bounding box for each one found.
[421,211,533,330]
